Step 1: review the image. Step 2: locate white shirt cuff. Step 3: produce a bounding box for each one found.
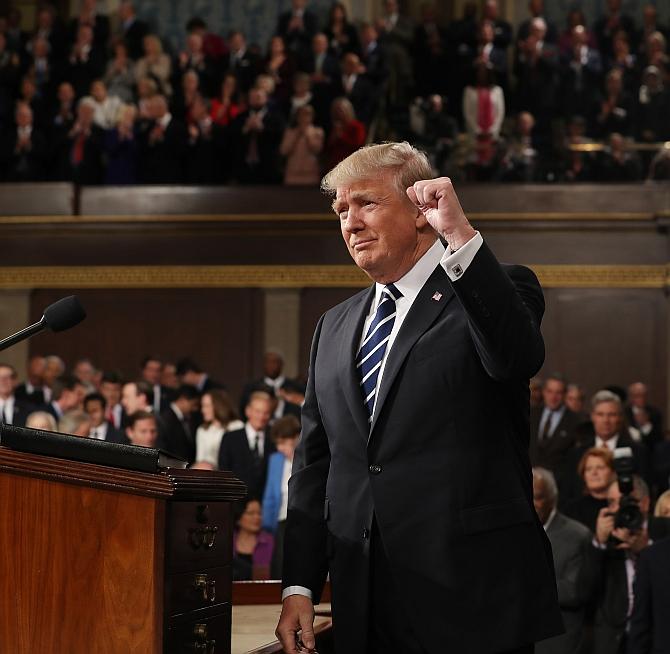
[592,537,607,550]
[440,231,484,282]
[282,585,313,602]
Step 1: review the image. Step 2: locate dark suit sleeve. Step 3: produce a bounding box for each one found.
[450,240,545,380]
[557,528,593,608]
[282,314,330,602]
[218,432,232,471]
[627,547,652,654]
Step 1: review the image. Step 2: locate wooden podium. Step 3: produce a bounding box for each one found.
[0,446,246,654]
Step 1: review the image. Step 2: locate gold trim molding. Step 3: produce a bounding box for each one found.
[0,265,668,289]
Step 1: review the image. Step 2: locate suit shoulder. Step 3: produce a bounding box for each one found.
[501,262,541,286]
[555,513,592,541]
[323,286,372,319]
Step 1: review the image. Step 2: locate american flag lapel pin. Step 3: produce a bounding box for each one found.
[432,292,442,302]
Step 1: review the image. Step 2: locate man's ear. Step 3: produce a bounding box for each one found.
[414,208,428,228]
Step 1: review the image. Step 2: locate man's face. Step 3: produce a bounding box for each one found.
[74,361,95,384]
[532,475,554,525]
[591,401,622,441]
[28,356,45,382]
[542,379,565,410]
[101,381,121,406]
[142,360,162,385]
[121,383,143,414]
[161,363,178,388]
[263,353,283,379]
[335,174,425,283]
[0,366,15,398]
[61,384,86,411]
[127,418,158,447]
[565,387,584,413]
[43,359,63,385]
[628,383,647,408]
[245,398,272,432]
[85,399,105,427]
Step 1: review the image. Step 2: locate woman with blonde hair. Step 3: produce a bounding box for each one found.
[654,489,670,517]
[135,34,172,97]
[194,389,243,468]
[323,96,366,171]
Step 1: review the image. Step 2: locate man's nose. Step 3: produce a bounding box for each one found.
[343,208,364,232]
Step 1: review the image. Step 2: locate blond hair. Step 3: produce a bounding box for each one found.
[655,489,670,517]
[321,141,432,200]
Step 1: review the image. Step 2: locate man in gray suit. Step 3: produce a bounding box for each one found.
[533,467,594,654]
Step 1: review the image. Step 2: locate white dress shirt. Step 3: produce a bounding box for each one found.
[0,396,14,423]
[245,422,265,457]
[89,422,108,440]
[283,232,483,602]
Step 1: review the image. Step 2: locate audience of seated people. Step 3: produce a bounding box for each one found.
[1,1,669,185]
[2,346,670,649]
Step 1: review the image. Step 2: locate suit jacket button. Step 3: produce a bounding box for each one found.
[369,464,382,474]
[362,528,370,539]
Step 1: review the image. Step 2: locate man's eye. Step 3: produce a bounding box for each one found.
[339,211,348,220]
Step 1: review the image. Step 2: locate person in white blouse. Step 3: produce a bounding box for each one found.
[194,389,244,468]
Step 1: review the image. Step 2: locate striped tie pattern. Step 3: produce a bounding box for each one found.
[357,284,402,421]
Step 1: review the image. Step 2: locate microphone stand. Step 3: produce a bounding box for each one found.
[0,319,46,353]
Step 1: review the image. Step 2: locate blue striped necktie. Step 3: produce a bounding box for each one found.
[357,284,402,421]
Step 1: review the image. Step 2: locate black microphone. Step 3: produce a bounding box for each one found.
[0,296,86,353]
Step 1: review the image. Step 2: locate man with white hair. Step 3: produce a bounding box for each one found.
[625,381,663,448]
[276,142,562,653]
[532,467,593,654]
[65,96,104,184]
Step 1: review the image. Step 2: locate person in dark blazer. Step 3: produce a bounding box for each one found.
[0,102,47,182]
[628,535,670,654]
[530,375,581,473]
[0,363,37,428]
[83,392,128,444]
[625,381,664,450]
[592,476,652,654]
[276,142,563,654]
[218,392,277,500]
[276,0,318,59]
[157,385,200,463]
[14,355,47,406]
[533,467,595,654]
[116,0,149,61]
[138,95,187,184]
[225,31,261,93]
[230,87,285,184]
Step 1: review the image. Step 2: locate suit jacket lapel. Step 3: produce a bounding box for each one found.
[339,285,376,441]
[369,265,455,438]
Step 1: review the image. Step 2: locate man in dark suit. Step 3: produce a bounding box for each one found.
[276,142,563,654]
[139,355,172,414]
[530,374,581,472]
[176,358,225,394]
[276,0,318,59]
[157,385,200,463]
[83,392,127,444]
[224,31,261,93]
[625,381,663,450]
[116,0,149,60]
[0,102,47,182]
[231,87,285,184]
[218,392,276,499]
[45,374,87,422]
[138,95,187,184]
[533,467,595,654]
[628,535,670,654]
[14,355,46,406]
[0,363,37,428]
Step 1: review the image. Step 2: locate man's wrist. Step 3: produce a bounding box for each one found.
[445,225,477,251]
[282,585,313,602]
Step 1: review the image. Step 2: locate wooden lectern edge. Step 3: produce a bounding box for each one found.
[0,446,246,500]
